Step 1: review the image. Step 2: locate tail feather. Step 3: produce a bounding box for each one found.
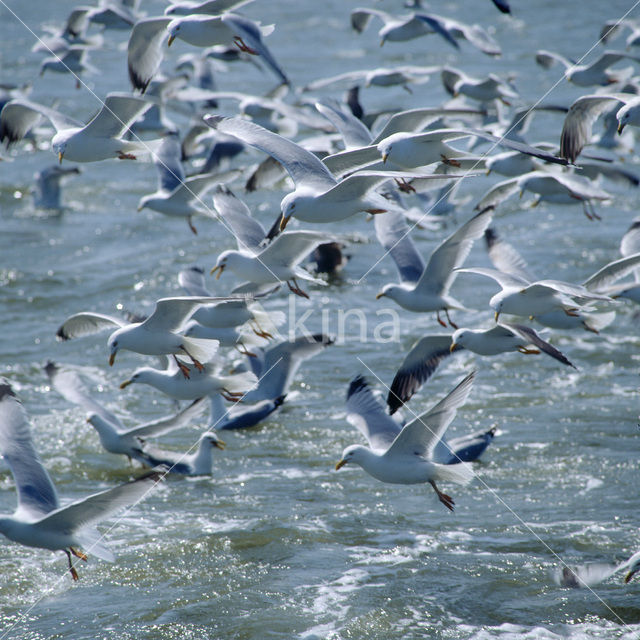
[433,461,474,486]
[181,336,220,364]
[76,527,115,562]
[218,371,258,394]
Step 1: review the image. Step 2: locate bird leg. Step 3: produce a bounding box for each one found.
[250,320,273,339]
[187,216,198,235]
[564,307,579,317]
[394,178,416,193]
[235,342,257,358]
[180,346,205,372]
[65,549,79,581]
[233,36,259,55]
[221,388,246,402]
[440,154,461,167]
[287,279,309,299]
[444,309,458,329]
[436,310,447,328]
[429,480,455,512]
[173,355,192,379]
[364,208,387,215]
[116,151,137,160]
[517,346,540,355]
[70,546,88,562]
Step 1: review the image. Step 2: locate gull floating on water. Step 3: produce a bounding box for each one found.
[335,371,476,511]
[0,379,161,580]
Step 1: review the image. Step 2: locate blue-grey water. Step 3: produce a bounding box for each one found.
[2,0,640,638]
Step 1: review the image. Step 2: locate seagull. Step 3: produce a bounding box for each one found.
[56,296,229,378]
[535,49,640,86]
[432,426,497,465]
[335,372,476,511]
[204,115,452,229]
[127,12,287,94]
[350,8,501,56]
[0,379,161,580]
[208,186,330,298]
[375,207,494,328]
[31,165,80,210]
[557,550,640,588]
[441,67,516,103]
[137,133,239,234]
[0,92,157,163]
[140,431,225,476]
[559,92,640,162]
[385,322,575,414]
[120,363,258,403]
[38,45,98,88]
[45,361,208,463]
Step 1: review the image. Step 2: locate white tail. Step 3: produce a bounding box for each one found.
[433,461,474,486]
[218,371,258,394]
[181,336,220,364]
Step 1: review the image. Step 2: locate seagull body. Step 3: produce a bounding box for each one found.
[376,207,494,327]
[442,67,517,103]
[0,380,160,580]
[336,372,476,511]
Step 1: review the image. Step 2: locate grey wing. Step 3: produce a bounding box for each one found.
[130,397,208,437]
[0,99,78,146]
[350,7,392,33]
[178,267,212,296]
[454,22,501,56]
[258,230,329,267]
[484,228,535,282]
[154,134,185,191]
[535,49,572,70]
[374,210,425,284]
[387,335,454,414]
[345,376,401,451]
[315,100,372,149]
[211,185,266,252]
[56,312,126,341]
[475,176,520,211]
[141,296,229,332]
[387,371,475,458]
[587,50,640,73]
[36,471,160,534]
[0,381,58,519]
[413,14,460,50]
[560,94,632,162]
[322,145,381,178]
[206,116,336,191]
[221,13,289,85]
[44,362,123,428]
[127,17,172,93]
[457,266,531,290]
[583,253,640,292]
[501,323,576,368]
[415,206,494,296]
[532,280,612,302]
[82,92,151,139]
[621,217,640,258]
[257,334,333,398]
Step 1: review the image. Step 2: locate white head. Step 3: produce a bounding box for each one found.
[51,130,74,163]
[211,249,236,279]
[375,282,400,301]
[616,100,640,134]
[107,327,126,366]
[119,367,157,389]
[335,444,369,470]
[201,431,225,450]
[167,19,182,46]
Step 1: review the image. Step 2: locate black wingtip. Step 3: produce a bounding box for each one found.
[43,360,59,378]
[484,227,498,248]
[274,394,286,407]
[56,325,70,341]
[308,333,335,346]
[0,380,17,401]
[347,375,369,401]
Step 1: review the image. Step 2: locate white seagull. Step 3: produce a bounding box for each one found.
[0,380,161,580]
[335,372,476,511]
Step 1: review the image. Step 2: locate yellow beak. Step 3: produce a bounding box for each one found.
[109,352,116,366]
[450,342,458,353]
[167,34,176,46]
[213,439,226,450]
[279,215,290,231]
[625,569,637,584]
[618,123,625,134]
[58,151,63,164]
[494,311,500,322]
[375,292,385,300]
[119,379,132,389]
[335,459,347,470]
[210,264,224,279]
[382,152,388,164]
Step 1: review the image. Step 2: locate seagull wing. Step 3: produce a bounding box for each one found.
[582,253,640,292]
[206,115,337,191]
[129,397,208,437]
[141,296,232,332]
[0,99,79,146]
[387,371,475,458]
[315,99,372,149]
[457,266,531,290]
[559,93,634,162]
[475,175,520,211]
[258,230,329,267]
[82,92,151,139]
[0,381,59,520]
[34,471,160,535]
[345,376,401,451]
[44,362,123,429]
[374,210,425,284]
[211,185,266,252]
[621,218,640,257]
[321,145,381,178]
[387,335,454,414]
[500,323,576,368]
[414,206,494,296]
[484,228,536,283]
[127,17,172,93]
[56,312,127,341]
